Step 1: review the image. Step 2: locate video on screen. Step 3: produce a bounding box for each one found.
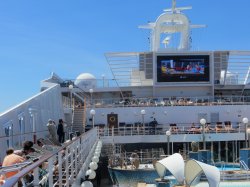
[157,55,210,82]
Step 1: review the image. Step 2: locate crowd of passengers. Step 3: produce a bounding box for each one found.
[169,121,236,133]
[111,97,200,107]
[0,140,50,185]
[94,95,246,108]
[0,118,69,186]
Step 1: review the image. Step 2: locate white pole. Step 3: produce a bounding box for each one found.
[32,114,37,143]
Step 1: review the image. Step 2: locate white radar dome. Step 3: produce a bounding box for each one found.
[75,73,96,89]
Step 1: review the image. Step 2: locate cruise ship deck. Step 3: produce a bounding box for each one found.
[1,0,250,186]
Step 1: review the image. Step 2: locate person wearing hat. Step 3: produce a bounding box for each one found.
[47,119,60,145]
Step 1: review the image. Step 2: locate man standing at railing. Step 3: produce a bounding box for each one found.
[57,119,65,143]
[150,118,158,135]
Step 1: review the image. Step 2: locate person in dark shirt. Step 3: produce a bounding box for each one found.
[149,118,158,134]
[57,119,65,143]
[152,118,158,126]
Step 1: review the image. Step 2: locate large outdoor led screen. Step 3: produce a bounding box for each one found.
[157,55,210,82]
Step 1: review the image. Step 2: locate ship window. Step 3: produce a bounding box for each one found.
[3,121,13,148]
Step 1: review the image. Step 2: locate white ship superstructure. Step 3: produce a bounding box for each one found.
[1,0,250,186]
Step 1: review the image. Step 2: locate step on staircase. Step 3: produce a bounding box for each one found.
[72,108,85,133]
[102,144,121,156]
[102,144,115,156]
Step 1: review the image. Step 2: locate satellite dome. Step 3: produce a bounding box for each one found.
[75,73,96,89]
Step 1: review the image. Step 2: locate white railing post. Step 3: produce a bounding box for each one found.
[70,146,74,181]
[33,167,39,186]
[48,157,54,187]
[82,137,86,163]
[58,151,62,187]
[65,147,69,187]
[79,139,82,165]
[79,138,82,164]
[75,141,79,174]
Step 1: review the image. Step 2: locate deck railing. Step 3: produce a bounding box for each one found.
[97,123,244,137]
[86,95,250,108]
[108,149,165,168]
[2,128,98,187]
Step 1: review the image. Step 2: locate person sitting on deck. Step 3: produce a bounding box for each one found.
[215,122,224,133]
[197,123,213,133]
[170,124,179,133]
[224,121,235,132]
[0,148,25,184]
[13,140,36,158]
[204,123,213,132]
[188,123,198,134]
[37,139,45,148]
[22,141,37,159]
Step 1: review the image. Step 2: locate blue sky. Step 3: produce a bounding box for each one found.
[0,0,250,112]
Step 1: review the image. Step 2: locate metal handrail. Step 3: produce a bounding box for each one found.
[108,148,165,167]
[0,161,32,175]
[3,128,98,187]
[98,125,244,137]
[0,129,49,140]
[221,161,226,171]
[86,95,250,108]
[240,160,249,170]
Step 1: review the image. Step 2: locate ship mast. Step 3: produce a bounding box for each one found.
[172,0,176,13]
[139,0,205,51]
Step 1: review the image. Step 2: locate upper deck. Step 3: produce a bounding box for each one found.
[104,51,250,95]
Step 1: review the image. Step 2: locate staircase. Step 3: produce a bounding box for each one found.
[102,144,115,156]
[72,108,85,133]
[102,143,121,156]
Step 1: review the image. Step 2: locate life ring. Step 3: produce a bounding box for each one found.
[109,116,116,122]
